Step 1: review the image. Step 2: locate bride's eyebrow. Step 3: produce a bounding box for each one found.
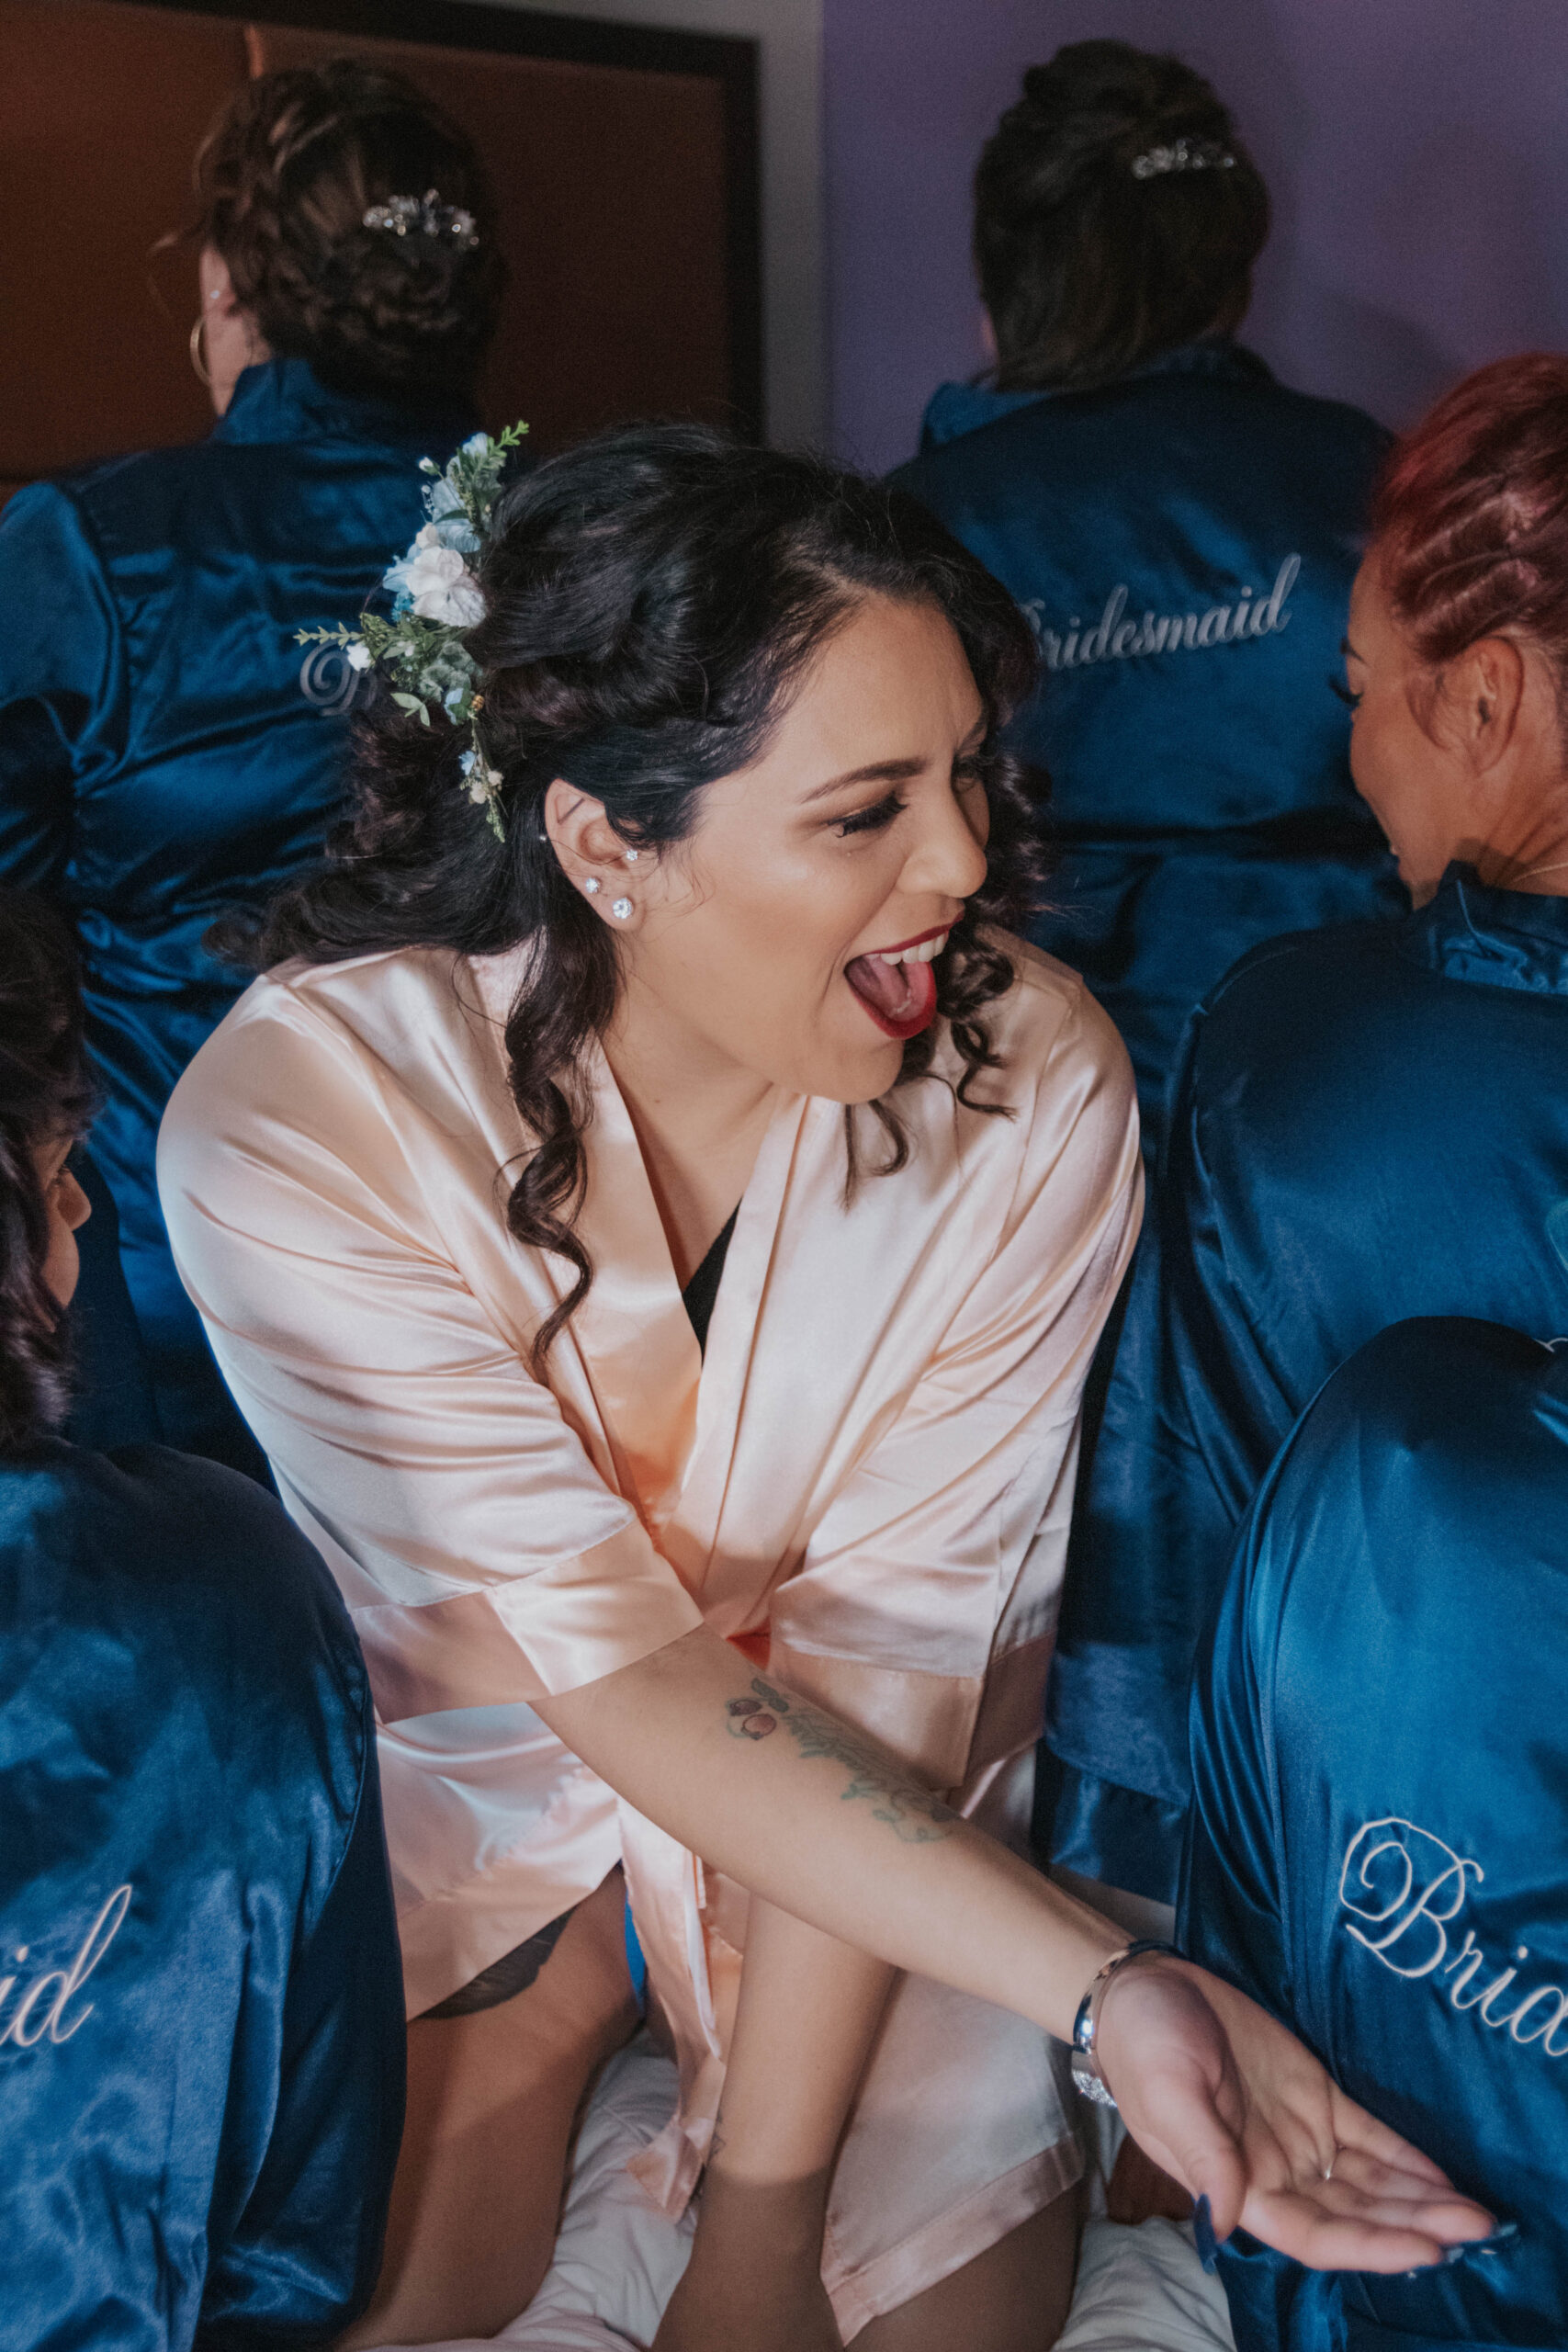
[798,713,990,806]
[798,755,927,806]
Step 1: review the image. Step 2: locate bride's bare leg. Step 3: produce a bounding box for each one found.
[847,2182,1083,2352]
[338,1870,639,2348]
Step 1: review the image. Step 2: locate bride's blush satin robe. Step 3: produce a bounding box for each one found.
[158,933,1141,2329]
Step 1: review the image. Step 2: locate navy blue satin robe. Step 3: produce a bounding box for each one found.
[1047,870,1568,1900]
[0,1438,404,2348]
[891,342,1401,1148]
[0,359,476,1471]
[1182,1317,1568,2350]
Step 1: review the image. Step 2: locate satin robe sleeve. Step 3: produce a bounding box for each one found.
[158,989,706,1719]
[768,984,1143,1789]
[0,481,124,894]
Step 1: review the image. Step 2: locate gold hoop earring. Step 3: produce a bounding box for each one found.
[188,314,212,387]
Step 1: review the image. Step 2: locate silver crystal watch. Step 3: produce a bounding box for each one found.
[1069,1938,1181,2109]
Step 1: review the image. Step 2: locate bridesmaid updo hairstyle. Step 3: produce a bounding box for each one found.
[976,40,1269,394]
[1370,353,1568,710]
[248,424,1043,1360]
[0,893,95,1450]
[189,60,503,401]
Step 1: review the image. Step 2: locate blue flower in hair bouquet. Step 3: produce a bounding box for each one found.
[297,423,527,840]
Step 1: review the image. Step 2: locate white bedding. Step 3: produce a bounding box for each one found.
[369,2034,1235,2352]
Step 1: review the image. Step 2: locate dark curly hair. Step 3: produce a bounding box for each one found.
[976,40,1269,394]
[0,894,96,1452]
[241,426,1044,1363]
[191,59,503,401]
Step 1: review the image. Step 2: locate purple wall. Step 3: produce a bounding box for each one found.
[824,0,1568,472]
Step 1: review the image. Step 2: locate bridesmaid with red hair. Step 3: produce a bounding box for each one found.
[1049,352,1568,1920]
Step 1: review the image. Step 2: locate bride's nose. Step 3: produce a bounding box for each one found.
[902,776,989,903]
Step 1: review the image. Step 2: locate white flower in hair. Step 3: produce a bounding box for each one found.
[295,421,527,843]
[387,526,487,627]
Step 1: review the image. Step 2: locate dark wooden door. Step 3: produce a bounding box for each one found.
[0,0,760,501]
[0,0,243,496]
[250,18,732,452]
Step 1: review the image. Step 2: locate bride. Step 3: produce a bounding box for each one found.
[159,425,1487,2349]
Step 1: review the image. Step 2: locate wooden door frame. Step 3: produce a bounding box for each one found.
[96,0,764,437]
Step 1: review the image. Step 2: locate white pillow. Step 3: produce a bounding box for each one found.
[369,2035,1233,2352]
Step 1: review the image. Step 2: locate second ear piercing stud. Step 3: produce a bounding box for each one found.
[584,877,602,895]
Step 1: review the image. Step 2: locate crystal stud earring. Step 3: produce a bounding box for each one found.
[624,849,640,864]
[583,876,601,895]
[612,898,633,921]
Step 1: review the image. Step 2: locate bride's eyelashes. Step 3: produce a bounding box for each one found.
[834,791,907,838]
[831,755,988,841]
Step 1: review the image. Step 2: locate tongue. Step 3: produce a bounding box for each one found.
[845,953,937,1030]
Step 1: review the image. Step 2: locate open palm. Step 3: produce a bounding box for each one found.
[1099,1955,1494,2271]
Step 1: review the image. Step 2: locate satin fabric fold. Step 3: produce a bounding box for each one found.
[0,1440,404,2348]
[1048,868,1568,1901]
[1181,1319,1568,2350]
[0,356,478,1468]
[160,932,1139,2309]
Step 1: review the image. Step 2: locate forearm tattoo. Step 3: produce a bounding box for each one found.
[725,1676,956,1843]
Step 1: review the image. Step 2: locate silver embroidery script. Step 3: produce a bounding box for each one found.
[1338,1818,1568,2056]
[0,1885,132,2050]
[1023,554,1300,673]
[299,640,370,718]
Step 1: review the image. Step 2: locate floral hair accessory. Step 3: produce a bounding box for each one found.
[297,424,526,841]
[363,188,480,251]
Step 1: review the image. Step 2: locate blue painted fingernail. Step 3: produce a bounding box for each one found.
[1439,2222,1517,2267]
[1193,2194,1219,2273]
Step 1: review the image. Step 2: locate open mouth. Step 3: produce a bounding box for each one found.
[844,927,950,1041]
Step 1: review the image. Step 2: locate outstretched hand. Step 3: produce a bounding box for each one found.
[1097,1954,1495,2272]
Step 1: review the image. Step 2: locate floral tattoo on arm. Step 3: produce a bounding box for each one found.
[725,1678,956,1843]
